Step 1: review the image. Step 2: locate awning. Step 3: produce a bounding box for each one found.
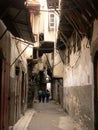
[57,0,98,52]
[39,41,54,53]
[58,0,98,43]
[0,0,35,43]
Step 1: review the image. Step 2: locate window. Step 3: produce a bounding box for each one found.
[48,13,55,30]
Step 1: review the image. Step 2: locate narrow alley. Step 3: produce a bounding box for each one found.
[14,101,82,130]
[0,0,98,130]
[28,101,75,130]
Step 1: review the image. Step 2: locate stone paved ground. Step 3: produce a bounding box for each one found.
[13,109,35,130]
[27,101,81,130]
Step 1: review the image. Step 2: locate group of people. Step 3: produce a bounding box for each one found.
[38,89,50,103]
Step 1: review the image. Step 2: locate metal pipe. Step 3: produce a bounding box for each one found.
[10,44,30,67]
[12,37,34,46]
[0,28,7,40]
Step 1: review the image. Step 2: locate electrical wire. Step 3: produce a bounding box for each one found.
[10,41,30,67]
[12,35,82,69]
[53,60,62,67]
[68,50,81,69]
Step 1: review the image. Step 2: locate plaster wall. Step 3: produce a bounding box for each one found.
[9,36,28,125]
[47,53,53,67]
[10,37,28,75]
[19,41,31,72]
[32,0,59,76]
[53,51,64,77]
[44,12,59,41]
[22,44,33,59]
[63,85,93,130]
[9,35,18,125]
[0,16,32,128]
[34,15,40,34]
[38,0,59,41]
[53,79,58,101]
[53,79,63,106]
[10,35,19,77]
[64,38,93,87]
[63,37,94,130]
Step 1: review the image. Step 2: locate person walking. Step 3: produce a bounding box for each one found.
[38,89,42,103]
[42,90,46,103]
[45,89,50,103]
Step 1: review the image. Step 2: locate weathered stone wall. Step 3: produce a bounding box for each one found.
[53,79,58,101]
[53,78,63,106]
[63,37,94,129]
[63,85,93,130]
[62,19,98,130]
[9,36,29,126]
[53,52,64,78]
[9,78,16,125]
[0,20,29,127]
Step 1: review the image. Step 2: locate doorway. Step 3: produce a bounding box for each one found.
[0,59,10,130]
[94,51,98,129]
[21,71,25,115]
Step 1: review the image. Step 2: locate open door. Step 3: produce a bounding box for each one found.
[94,51,98,130]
